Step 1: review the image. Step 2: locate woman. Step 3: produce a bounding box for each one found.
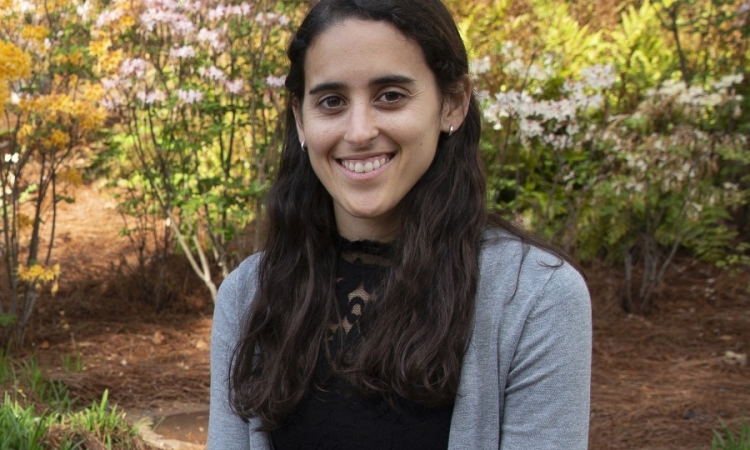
[208,0,592,448]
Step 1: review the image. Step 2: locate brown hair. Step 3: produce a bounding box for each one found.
[231,0,500,430]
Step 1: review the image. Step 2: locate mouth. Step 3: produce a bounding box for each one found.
[338,154,392,174]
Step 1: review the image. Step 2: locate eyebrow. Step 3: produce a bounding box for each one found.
[308,75,416,96]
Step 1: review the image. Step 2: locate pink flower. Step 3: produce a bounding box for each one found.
[207,5,226,21]
[136,90,166,105]
[94,9,124,29]
[170,45,196,59]
[265,75,286,88]
[196,28,225,52]
[224,79,244,94]
[119,58,149,78]
[177,89,204,104]
[199,65,226,82]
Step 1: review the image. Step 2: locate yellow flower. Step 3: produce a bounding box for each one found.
[20,25,49,45]
[16,213,34,230]
[45,129,70,148]
[0,41,31,80]
[17,123,34,142]
[59,168,83,186]
[17,263,62,293]
[98,48,123,73]
[89,38,112,59]
[113,14,136,33]
[53,50,84,66]
[0,83,8,114]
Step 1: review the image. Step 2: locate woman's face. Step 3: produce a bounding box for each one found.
[295,18,465,242]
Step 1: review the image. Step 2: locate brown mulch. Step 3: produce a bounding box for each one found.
[588,261,750,450]
[17,182,750,449]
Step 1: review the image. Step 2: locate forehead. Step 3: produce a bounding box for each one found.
[303,18,434,89]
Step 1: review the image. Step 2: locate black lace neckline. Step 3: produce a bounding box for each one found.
[270,235,453,450]
[337,235,393,258]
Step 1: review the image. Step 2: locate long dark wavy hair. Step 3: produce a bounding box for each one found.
[229,0,535,430]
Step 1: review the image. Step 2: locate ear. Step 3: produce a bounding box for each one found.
[292,97,305,144]
[440,76,471,134]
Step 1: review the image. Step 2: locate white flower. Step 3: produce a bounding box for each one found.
[580,64,616,91]
[224,79,244,94]
[255,12,279,25]
[101,97,122,110]
[655,80,687,97]
[500,41,522,60]
[170,45,196,59]
[712,73,744,91]
[15,0,34,14]
[504,59,526,77]
[94,9,124,29]
[470,56,491,76]
[701,93,723,107]
[101,77,120,90]
[136,90,166,105]
[518,119,543,138]
[140,10,195,35]
[196,28,225,51]
[265,75,286,88]
[207,5,226,20]
[199,65,226,82]
[76,0,92,20]
[119,58,149,78]
[176,88,203,104]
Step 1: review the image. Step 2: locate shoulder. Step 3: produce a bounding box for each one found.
[214,252,263,322]
[480,226,582,279]
[477,226,590,316]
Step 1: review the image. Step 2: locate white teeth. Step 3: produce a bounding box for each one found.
[342,156,390,173]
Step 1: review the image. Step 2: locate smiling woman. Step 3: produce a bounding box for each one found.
[208,1,592,449]
[295,19,466,241]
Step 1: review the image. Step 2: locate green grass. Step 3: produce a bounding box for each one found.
[713,419,750,450]
[0,352,151,450]
[0,393,51,450]
[16,356,76,412]
[0,344,12,384]
[61,353,83,373]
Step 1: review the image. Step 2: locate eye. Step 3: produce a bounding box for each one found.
[318,95,344,110]
[378,90,405,104]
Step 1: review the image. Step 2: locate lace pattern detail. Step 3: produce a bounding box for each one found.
[270,238,453,450]
[328,238,391,339]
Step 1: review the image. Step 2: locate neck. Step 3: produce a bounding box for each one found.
[335,214,399,243]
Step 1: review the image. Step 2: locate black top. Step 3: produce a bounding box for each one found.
[270,238,454,450]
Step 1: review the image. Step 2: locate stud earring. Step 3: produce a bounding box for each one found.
[448,125,454,136]
[300,140,307,152]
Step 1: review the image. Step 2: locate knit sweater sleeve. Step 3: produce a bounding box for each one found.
[207,254,271,450]
[499,256,592,450]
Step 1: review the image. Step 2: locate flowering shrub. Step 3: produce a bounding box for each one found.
[457,0,749,311]
[589,75,746,311]
[0,0,106,344]
[92,0,298,302]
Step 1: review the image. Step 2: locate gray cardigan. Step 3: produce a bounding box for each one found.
[208,230,592,449]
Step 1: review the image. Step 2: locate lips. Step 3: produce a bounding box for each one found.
[339,154,391,173]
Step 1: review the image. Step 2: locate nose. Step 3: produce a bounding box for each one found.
[344,101,378,148]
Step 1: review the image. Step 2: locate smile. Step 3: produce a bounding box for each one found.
[339,155,392,173]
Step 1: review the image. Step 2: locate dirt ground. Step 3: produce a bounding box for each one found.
[21,182,750,449]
